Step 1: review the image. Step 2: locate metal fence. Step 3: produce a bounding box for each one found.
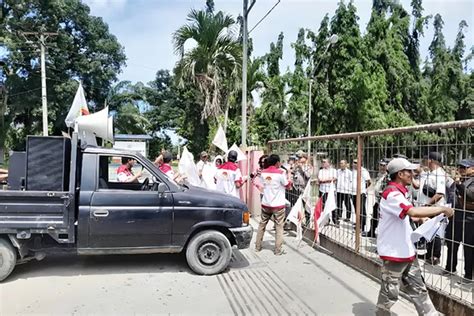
[267,119,474,306]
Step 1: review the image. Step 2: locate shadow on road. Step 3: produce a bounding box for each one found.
[5,248,250,283]
[352,302,401,316]
[5,252,188,283]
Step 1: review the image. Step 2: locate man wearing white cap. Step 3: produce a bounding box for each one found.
[376,157,453,316]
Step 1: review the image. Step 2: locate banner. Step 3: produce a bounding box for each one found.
[65,82,90,128]
[212,125,228,152]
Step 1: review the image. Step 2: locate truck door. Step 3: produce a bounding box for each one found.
[87,155,173,249]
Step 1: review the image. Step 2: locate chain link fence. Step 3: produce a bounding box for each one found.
[268,119,474,306]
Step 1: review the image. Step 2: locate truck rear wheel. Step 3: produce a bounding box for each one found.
[186,230,232,275]
[0,238,17,282]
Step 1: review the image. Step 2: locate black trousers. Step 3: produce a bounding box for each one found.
[369,202,380,236]
[319,190,328,211]
[462,221,474,279]
[351,193,367,231]
[336,192,352,222]
[427,237,441,259]
[445,221,463,272]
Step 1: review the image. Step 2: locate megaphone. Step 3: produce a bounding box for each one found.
[75,106,114,143]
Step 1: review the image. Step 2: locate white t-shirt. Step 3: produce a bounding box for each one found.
[215,162,243,198]
[318,167,337,193]
[351,167,371,195]
[336,168,352,194]
[260,166,290,209]
[377,182,416,262]
[418,167,446,206]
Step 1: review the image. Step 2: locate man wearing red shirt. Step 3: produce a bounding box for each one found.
[117,157,142,183]
[376,158,453,315]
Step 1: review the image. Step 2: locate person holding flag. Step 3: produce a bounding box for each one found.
[375,157,453,316]
[254,154,292,255]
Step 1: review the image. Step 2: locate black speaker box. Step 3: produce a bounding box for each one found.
[26,136,71,191]
[7,151,26,190]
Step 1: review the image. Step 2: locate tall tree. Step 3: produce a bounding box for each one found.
[0,0,125,150]
[173,7,241,121]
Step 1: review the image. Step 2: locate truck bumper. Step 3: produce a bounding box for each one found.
[229,225,253,249]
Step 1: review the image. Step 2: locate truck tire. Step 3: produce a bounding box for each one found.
[0,238,17,282]
[186,230,232,275]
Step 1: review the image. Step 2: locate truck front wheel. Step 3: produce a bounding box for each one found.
[186,230,232,275]
[0,238,17,282]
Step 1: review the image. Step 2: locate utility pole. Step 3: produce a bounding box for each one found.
[39,33,48,136]
[307,78,312,156]
[241,0,256,148]
[22,29,58,136]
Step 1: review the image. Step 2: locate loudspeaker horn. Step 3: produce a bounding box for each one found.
[75,106,114,142]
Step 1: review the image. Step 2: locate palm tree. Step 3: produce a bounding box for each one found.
[107,81,151,135]
[173,8,241,121]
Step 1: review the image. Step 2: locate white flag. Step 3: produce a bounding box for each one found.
[228,143,247,161]
[287,196,305,241]
[317,183,337,229]
[65,82,90,128]
[411,214,448,243]
[212,125,228,152]
[178,146,201,186]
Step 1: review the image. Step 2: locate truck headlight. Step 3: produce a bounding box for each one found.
[243,211,250,225]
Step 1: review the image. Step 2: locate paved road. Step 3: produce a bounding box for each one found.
[0,227,417,315]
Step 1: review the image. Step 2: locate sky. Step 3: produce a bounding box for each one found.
[83,0,474,84]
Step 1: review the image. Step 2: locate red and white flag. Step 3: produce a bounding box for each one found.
[287,196,305,241]
[313,197,324,243]
[65,82,90,128]
[313,184,337,243]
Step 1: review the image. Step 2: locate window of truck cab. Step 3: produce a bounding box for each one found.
[97,155,159,190]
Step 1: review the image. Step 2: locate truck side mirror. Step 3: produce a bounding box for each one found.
[157,182,167,195]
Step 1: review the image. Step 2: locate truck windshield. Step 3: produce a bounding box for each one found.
[135,153,183,191]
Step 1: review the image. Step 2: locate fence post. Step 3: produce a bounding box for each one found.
[266,142,272,154]
[355,135,363,252]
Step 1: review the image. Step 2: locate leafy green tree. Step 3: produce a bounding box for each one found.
[173,7,241,121]
[0,0,125,150]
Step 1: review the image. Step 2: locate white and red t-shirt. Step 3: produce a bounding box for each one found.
[377,182,416,262]
[117,165,134,182]
[215,162,243,198]
[260,166,292,210]
[159,163,175,181]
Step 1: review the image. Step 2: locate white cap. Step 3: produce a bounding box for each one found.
[387,158,419,175]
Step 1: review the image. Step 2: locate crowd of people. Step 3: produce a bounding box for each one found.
[250,151,472,315]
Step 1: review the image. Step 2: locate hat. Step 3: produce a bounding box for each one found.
[387,158,419,175]
[295,150,306,158]
[352,159,358,164]
[423,152,443,163]
[379,159,389,166]
[200,151,208,158]
[457,159,474,168]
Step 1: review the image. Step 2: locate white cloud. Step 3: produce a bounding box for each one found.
[83,0,128,16]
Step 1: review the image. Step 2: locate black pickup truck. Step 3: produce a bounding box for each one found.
[0,134,252,281]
